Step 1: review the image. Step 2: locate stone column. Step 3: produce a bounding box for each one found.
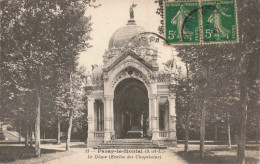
[104,96,112,142]
[148,96,152,131]
[101,99,105,131]
[110,97,115,136]
[168,94,177,140]
[151,95,159,140]
[94,102,98,131]
[87,97,95,139]
[98,104,102,131]
[156,96,160,130]
[165,105,169,132]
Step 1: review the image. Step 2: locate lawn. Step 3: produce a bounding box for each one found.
[0,146,74,164]
[176,144,259,164]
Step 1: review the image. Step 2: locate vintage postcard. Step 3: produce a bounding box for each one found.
[0,0,259,164]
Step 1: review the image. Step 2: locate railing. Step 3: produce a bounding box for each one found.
[159,131,167,138]
[94,131,104,138]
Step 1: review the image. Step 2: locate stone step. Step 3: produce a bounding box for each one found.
[111,140,152,143]
[95,145,167,149]
[94,138,167,149]
[111,139,151,143]
[102,143,154,145]
[113,139,150,142]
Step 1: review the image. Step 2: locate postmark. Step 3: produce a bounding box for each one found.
[164,0,238,45]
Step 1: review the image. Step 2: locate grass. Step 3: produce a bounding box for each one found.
[176,144,260,164]
[0,146,74,164]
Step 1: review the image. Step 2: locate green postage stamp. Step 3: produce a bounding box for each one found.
[165,1,200,44]
[201,0,237,43]
[164,0,238,45]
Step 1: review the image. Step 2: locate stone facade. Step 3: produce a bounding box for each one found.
[86,19,177,147]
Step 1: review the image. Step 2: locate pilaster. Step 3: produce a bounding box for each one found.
[87,96,95,139]
[150,94,159,140]
[104,95,113,142]
[168,94,177,140]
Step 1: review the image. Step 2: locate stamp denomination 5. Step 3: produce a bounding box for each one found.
[164,0,238,45]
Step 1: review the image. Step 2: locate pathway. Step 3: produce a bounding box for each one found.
[45,144,187,164]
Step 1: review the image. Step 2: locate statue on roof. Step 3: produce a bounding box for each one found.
[130,2,137,19]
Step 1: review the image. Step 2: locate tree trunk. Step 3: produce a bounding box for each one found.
[184,107,190,152]
[66,109,73,151]
[25,132,28,146]
[19,120,21,143]
[57,118,61,145]
[214,108,218,142]
[30,124,33,147]
[200,100,206,158]
[66,73,74,151]
[184,62,191,152]
[237,74,248,164]
[25,121,29,147]
[227,115,231,149]
[25,126,29,147]
[43,128,45,141]
[214,123,218,142]
[256,116,259,144]
[35,96,41,157]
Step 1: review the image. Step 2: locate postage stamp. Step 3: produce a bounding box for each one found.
[164,0,238,45]
[201,0,238,43]
[164,1,200,44]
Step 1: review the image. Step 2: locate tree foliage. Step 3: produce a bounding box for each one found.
[155,0,259,160]
[0,0,93,156]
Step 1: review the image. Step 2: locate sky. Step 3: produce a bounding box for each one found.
[78,0,184,72]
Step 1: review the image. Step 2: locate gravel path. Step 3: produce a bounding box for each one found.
[46,144,187,164]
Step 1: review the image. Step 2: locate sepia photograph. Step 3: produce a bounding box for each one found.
[0,0,259,164]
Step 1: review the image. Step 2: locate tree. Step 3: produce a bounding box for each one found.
[0,124,5,141]
[176,43,244,156]
[1,0,93,157]
[156,0,259,162]
[236,1,260,163]
[54,66,86,150]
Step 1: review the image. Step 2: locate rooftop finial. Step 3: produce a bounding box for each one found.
[130,2,137,20]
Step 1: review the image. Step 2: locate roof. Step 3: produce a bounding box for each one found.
[108,20,149,49]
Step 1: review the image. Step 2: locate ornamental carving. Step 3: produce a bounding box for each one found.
[86,74,104,91]
[157,85,169,89]
[111,68,150,88]
[91,75,104,86]
[108,59,152,83]
[156,73,171,83]
[103,47,158,68]
[85,86,93,95]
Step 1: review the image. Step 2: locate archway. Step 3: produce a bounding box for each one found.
[114,78,149,139]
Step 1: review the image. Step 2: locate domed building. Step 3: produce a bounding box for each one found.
[86,13,177,148]
[108,20,147,49]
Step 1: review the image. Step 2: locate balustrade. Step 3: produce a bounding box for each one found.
[94,131,104,138]
[159,131,167,138]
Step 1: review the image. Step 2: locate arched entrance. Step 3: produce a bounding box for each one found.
[114,78,149,139]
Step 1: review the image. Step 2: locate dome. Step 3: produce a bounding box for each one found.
[108,20,149,49]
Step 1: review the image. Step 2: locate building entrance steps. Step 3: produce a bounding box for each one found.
[94,138,167,149]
